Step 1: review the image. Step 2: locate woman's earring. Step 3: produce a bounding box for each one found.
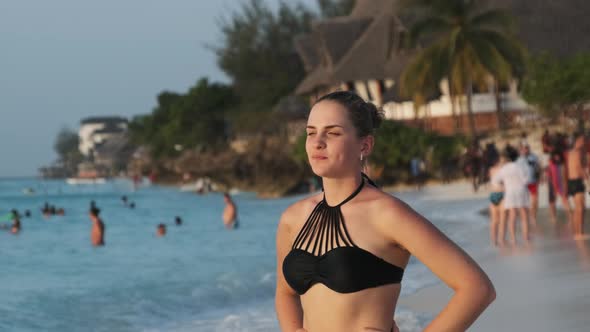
[360,154,364,161]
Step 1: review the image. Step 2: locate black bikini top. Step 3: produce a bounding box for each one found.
[282,175,404,295]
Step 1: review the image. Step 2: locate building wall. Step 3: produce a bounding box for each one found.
[79,123,104,156]
[79,122,128,156]
[304,79,531,135]
[382,93,528,120]
[400,111,523,135]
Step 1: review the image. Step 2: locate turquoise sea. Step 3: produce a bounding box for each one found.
[0,178,490,331]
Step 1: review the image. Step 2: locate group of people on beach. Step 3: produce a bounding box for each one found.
[486,130,588,246]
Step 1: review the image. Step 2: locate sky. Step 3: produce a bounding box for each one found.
[0,0,317,177]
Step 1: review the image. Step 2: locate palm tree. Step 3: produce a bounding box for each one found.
[399,0,526,136]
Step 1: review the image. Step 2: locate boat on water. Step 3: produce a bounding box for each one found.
[66,177,107,185]
[66,162,108,185]
[22,187,36,195]
[180,177,214,193]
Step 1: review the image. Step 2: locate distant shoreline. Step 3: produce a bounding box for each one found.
[0,176,39,180]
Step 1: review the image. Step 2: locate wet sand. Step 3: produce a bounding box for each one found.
[399,206,590,331]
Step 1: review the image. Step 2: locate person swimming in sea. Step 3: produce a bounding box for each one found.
[222,193,238,229]
[174,216,182,226]
[41,202,51,218]
[0,210,20,234]
[156,223,167,237]
[11,214,21,234]
[88,206,105,247]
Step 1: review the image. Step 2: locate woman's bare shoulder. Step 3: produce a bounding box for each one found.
[364,188,421,225]
[278,192,323,228]
[364,187,408,209]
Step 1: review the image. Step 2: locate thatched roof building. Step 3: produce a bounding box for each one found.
[295,0,590,99]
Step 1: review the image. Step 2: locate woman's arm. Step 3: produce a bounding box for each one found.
[379,199,495,332]
[275,209,304,332]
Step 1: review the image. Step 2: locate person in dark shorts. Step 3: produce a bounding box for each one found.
[568,178,586,196]
[566,133,588,238]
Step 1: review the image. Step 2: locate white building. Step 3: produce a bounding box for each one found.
[79,117,128,156]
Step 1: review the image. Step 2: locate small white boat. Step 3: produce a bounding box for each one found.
[66,178,107,185]
[180,177,212,193]
[22,188,36,195]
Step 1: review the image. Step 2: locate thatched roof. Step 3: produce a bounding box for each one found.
[331,15,407,82]
[294,35,320,72]
[295,0,403,95]
[296,66,333,95]
[351,0,396,17]
[315,17,373,67]
[295,0,590,95]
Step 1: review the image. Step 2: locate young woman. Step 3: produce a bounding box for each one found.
[488,157,505,246]
[275,91,495,332]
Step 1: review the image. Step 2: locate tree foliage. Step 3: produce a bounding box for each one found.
[130,0,359,182]
[400,0,526,136]
[54,127,80,159]
[214,1,314,116]
[53,127,84,175]
[213,0,356,133]
[521,52,590,128]
[129,78,237,158]
[318,0,356,18]
[371,120,465,176]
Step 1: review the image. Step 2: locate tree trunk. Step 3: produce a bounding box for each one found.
[494,78,505,131]
[466,79,477,137]
[448,79,460,133]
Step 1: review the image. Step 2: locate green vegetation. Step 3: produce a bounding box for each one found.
[53,127,84,176]
[212,0,355,133]
[124,1,357,194]
[129,79,237,158]
[521,52,590,131]
[400,0,526,136]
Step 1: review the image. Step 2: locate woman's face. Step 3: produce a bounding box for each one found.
[305,100,364,178]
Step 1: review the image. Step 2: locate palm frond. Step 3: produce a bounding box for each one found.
[476,29,527,77]
[469,9,515,31]
[409,17,453,47]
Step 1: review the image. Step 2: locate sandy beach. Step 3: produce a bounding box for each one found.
[398,182,590,332]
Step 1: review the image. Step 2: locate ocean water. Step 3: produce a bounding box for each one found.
[0,178,489,332]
